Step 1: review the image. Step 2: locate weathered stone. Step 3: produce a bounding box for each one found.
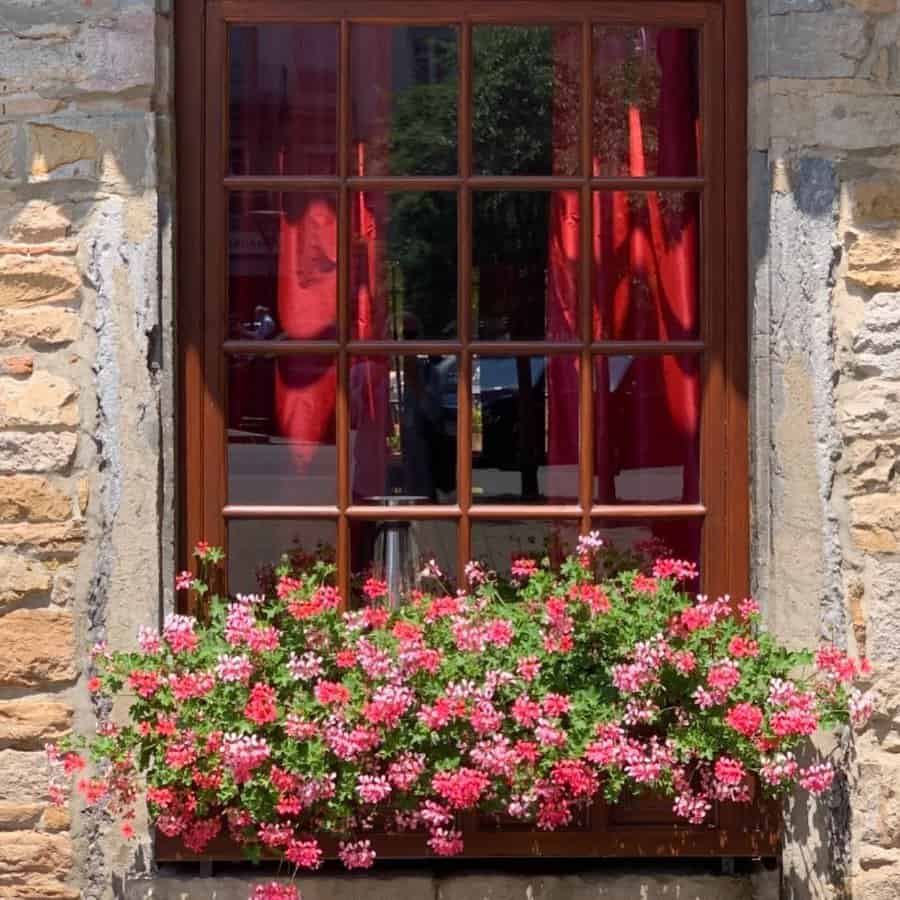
[0,308,79,347]
[847,0,896,12]
[0,610,75,687]
[0,521,84,556]
[769,10,869,79]
[0,254,80,308]
[0,830,71,879]
[28,124,97,179]
[0,555,50,609]
[850,494,900,552]
[0,700,71,750]
[854,866,900,899]
[0,127,16,182]
[769,0,824,12]
[0,751,52,802]
[0,881,79,900]
[7,202,70,243]
[0,803,42,831]
[867,560,900,666]
[851,292,900,378]
[50,567,75,608]
[0,476,70,522]
[0,372,78,428]
[848,231,900,291]
[0,356,33,376]
[851,181,900,224]
[0,432,77,474]
[39,806,69,833]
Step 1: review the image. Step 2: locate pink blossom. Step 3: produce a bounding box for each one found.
[511,557,538,579]
[516,656,541,682]
[728,636,759,659]
[225,603,256,646]
[175,570,194,590]
[162,614,199,654]
[356,774,392,804]
[428,828,465,856]
[314,680,351,706]
[652,558,698,581]
[799,762,835,794]
[338,839,376,869]
[738,597,760,620]
[713,756,745,786]
[222,734,270,783]
[286,839,322,870]
[512,695,541,727]
[137,626,162,655]
[542,693,571,718]
[244,682,278,725]
[215,654,254,684]
[706,659,741,694]
[673,789,712,824]
[388,753,425,790]
[432,768,490,809]
[850,688,874,726]
[485,619,514,647]
[248,626,280,653]
[284,714,318,740]
[250,884,299,900]
[760,752,799,787]
[288,652,324,680]
[725,703,764,737]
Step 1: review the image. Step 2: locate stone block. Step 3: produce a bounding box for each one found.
[0,476,71,522]
[0,372,78,429]
[0,308,79,347]
[0,254,80,308]
[0,127,16,182]
[27,124,97,180]
[850,494,900,552]
[0,521,85,556]
[7,202,71,243]
[0,610,75,687]
[0,830,71,879]
[38,806,69,833]
[769,10,869,79]
[0,432,77,474]
[0,356,33,376]
[848,231,900,291]
[0,803,42,831]
[0,555,50,609]
[0,751,52,802]
[851,292,900,378]
[851,181,900,224]
[854,866,900,899]
[0,700,72,750]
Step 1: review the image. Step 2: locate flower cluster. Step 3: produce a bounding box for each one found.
[50,539,872,900]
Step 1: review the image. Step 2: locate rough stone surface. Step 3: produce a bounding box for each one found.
[0,750,52,803]
[769,10,870,78]
[0,307,79,346]
[0,555,50,608]
[0,699,71,750]
[7,202,70,243]
[27,124,97,179]
[0,432,77,473]
[0,253,80,308]
[0,610,75,687]
[0,475,70,522]
[0,372,78,428]
[848,231,900,290]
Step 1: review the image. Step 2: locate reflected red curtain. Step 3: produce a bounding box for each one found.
[549,28,700,559]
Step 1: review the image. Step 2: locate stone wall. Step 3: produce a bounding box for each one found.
[0,0,173,897]
[0,0,898,897]
[749,0,900,896]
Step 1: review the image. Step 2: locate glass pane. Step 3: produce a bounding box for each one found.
[350,354,457,504]
[473,25,580,176]
[471,520,579,576]
[590,517,702,580]
[592,191,699,340]
[593,354,700,504]
[591,27,700,177]
[473,191,579,341]
[228,355,337,505]
[351,519,458,602]
[229,191,338,342]
[472,355,579,505]
[228,519,337,595]
[350,25,458,176]
[229,25,338,175]
[350,192,457,341]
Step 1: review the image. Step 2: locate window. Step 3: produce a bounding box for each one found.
[178,0,748,607]
[174,0,758,861]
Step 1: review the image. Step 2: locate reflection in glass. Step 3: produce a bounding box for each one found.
[473,25,580,176]
[592,27,700,177]
[228,355,337,505]
[593,191,699,340]
[351,26,458,176]
[351,355,457,504]
[472,520,579,576]
[590,517,702,578]
[229,25,338,175]
[228,519,337,595]
[473,191,579,341]
[472,355,578,504]
[229,192,338,342]
[351,519,457,602]
[350,192,457,341]
[593,354,700,504]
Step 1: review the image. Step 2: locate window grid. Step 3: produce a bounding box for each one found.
[212,14,716,605]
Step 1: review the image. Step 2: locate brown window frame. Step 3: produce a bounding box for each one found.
[173,0,763,861]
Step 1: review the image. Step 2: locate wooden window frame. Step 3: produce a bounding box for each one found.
[173,0,763,861]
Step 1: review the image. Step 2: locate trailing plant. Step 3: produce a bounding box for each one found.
[49,536,873,900]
